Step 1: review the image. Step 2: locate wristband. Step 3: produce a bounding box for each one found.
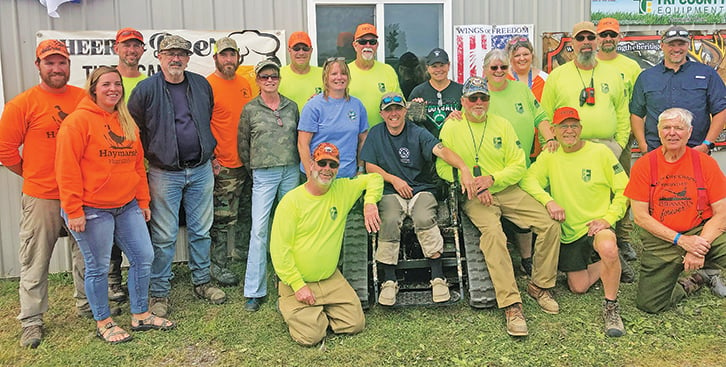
[703,140,715,150]
[477,188,488,195]
[673,233,682,246]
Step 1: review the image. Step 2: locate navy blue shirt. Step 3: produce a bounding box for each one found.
[630,60,726,151]
[167,79,202,164]
[360,121,439,195]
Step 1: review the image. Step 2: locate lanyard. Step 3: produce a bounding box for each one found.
[465,118,487,168]
[513,69,533,89]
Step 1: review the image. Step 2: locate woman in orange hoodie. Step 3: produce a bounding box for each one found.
[56,66,175,344]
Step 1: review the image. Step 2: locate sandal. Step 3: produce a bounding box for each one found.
[96,321,133,344]
[131,314,176,332]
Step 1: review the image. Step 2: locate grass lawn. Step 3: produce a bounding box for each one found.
[0,257,724,366]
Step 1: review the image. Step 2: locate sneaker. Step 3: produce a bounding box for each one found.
[378,280,399,306]
[520,257,533,276]
[619,252,636,283]
[603,301,625,337]
[194,282,227,304]
[245,297,263,312]
[697,269,726,297]
[678,272,706,295]
[20,325,42,348]
[108,283,127,302]
[431,278,451,303]
[504,303,528,336]
[210,264,240,286]
[77,305,122,319]
[527,282,560,314]
[149,297,170,317]
[618,241,638,262]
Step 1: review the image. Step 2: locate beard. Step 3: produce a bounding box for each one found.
[576,50,597,68]
[600,42,617,53]
[361,48,375,61]
[311,169,335,187]
[215,59,238,78]
[40,71,68,89]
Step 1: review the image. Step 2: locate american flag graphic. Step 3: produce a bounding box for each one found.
[453,25,534,84]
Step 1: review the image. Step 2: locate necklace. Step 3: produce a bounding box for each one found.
[465,117,487,176]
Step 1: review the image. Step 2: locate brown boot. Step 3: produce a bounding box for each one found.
[527,282,560,314]
[504,303,528,336]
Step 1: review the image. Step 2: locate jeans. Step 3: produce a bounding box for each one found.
[62,200,154,320]
[148,161,214,297]
[244,164,299,298]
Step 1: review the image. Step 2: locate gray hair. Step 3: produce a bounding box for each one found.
[483,49,509,68]
[657,108,693,129]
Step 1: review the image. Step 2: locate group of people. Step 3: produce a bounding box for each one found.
[1,18,726,349]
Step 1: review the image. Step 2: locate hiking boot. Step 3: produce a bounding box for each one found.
[108,283,127,302]
[77,304,122,319]
[618,241,638,262]
[210,264,240,286]
[504,303,528,336]
[378,280,399,306]
[520,257,533,276]
[431,278,451,303]
[245,297,263,312]
[194,282,227,304]
[619,252,636,283]
[527,282,560,314]
[697,269,726,297]
[603,300,625,337]
[678,272,706,295]
[20,325,42,348]
[149,297,170,317]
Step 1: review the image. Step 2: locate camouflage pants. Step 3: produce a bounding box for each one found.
[210,166,252,267]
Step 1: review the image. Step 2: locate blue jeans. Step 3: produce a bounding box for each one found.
[62,200,154,320]
[244,164,299,298]
[148,162,214,297]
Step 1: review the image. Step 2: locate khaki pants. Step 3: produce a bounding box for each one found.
[463,186,561,308]
[17,195,86,327]
[278,270,365,346]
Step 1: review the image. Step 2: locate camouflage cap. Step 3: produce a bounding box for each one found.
[380,92,406,110]
[159,34,192,53]
[254,59,281,75]
[461,76,489,97]
[214,37,238,55]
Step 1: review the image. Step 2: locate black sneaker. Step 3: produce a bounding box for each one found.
[618,241,638,262]
[108,283,127,302]
[619,253,636,283]
[520,257,533,276]
[245,297,263,312]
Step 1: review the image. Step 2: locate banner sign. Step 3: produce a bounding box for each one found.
[452,24,534,84]
[592,0,726,25]
[38,29,286,88]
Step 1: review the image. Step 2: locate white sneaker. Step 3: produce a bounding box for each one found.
[378,280,399,306]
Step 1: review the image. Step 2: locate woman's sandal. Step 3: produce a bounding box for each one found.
[131,314,176,332]
[96,321,133,344]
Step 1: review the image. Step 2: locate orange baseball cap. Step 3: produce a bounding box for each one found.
[312,142,340,163]
[552,107,580,125]
[288,31,312,48]
[36,40,69,60]
[354,23,377,39]
[116,27,144,44]
[597,18,620,34]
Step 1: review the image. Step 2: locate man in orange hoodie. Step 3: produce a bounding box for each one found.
[0,40,91,348]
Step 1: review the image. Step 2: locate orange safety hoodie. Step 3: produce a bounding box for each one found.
[56,97,149,219]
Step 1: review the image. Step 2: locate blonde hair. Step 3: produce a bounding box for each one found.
[322,58,350,101]
[86,66,138,141]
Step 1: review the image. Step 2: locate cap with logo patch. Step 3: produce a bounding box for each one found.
[426,48,449,65]
[36,40,70,60]
[313,142,340,163]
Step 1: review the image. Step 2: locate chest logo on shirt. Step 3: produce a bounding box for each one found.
[582,169,591,182]
[348,110,358,121]
[601,83,610,94]
[330,206,338,221]
[656,175,695,222]
[493,137,502,149]
[398,147,411,164]
[49,105,71,136]
[378,83,386,92]
[104,124,134,150]
[515,103,524,114]
[241,89,251,98]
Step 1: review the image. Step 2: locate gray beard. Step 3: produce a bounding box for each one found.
[577,51,597,68]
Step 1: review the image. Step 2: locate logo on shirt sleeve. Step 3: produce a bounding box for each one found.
[330,206,338,220]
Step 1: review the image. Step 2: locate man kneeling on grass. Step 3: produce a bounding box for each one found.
[270,143,383,346]
[520,107,629,337]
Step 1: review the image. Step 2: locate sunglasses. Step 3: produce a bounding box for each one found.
[382,95,404,104]
[257,74,280,81]
[489,65,509,71]
[323,56,346,68]
[356,39,378,46]
[664,29,689,38]
[273,110,283,127]
[291,45,311,52]
[467,94,490,102]
[574,34,596,42]
[508,36,529,45]
[598,31,618,38]
[316,159,339,169]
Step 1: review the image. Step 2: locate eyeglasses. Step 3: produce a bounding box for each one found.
[664,29,689,38]
[292,45,311,52]
[257,74,280,81]
[160,51,190,58]
[467,94,490,102]
[598,31,618,38]
[316,159,339,169]
[382,96,404,105]
[574,34,596,42]
[323,57,346,69]
[273,110,283,127]
[556,123,581,130]
[356,39,378,46]
[489,65,509,71]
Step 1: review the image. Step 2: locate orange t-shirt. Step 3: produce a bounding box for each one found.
[55,97,149,219]
[207,73,254,168]
[624,148,726,232]
[0,85,85,199]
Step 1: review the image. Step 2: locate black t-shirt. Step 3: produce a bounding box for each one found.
[408,80,463,138]
[167,79,201,164]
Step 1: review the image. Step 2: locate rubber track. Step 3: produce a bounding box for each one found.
[460,214,497,308]
[340,199,371,309]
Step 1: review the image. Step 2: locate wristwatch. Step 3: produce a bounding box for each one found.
[703,139,715,150]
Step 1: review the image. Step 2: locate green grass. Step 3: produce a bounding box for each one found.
[0,257,724,367]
